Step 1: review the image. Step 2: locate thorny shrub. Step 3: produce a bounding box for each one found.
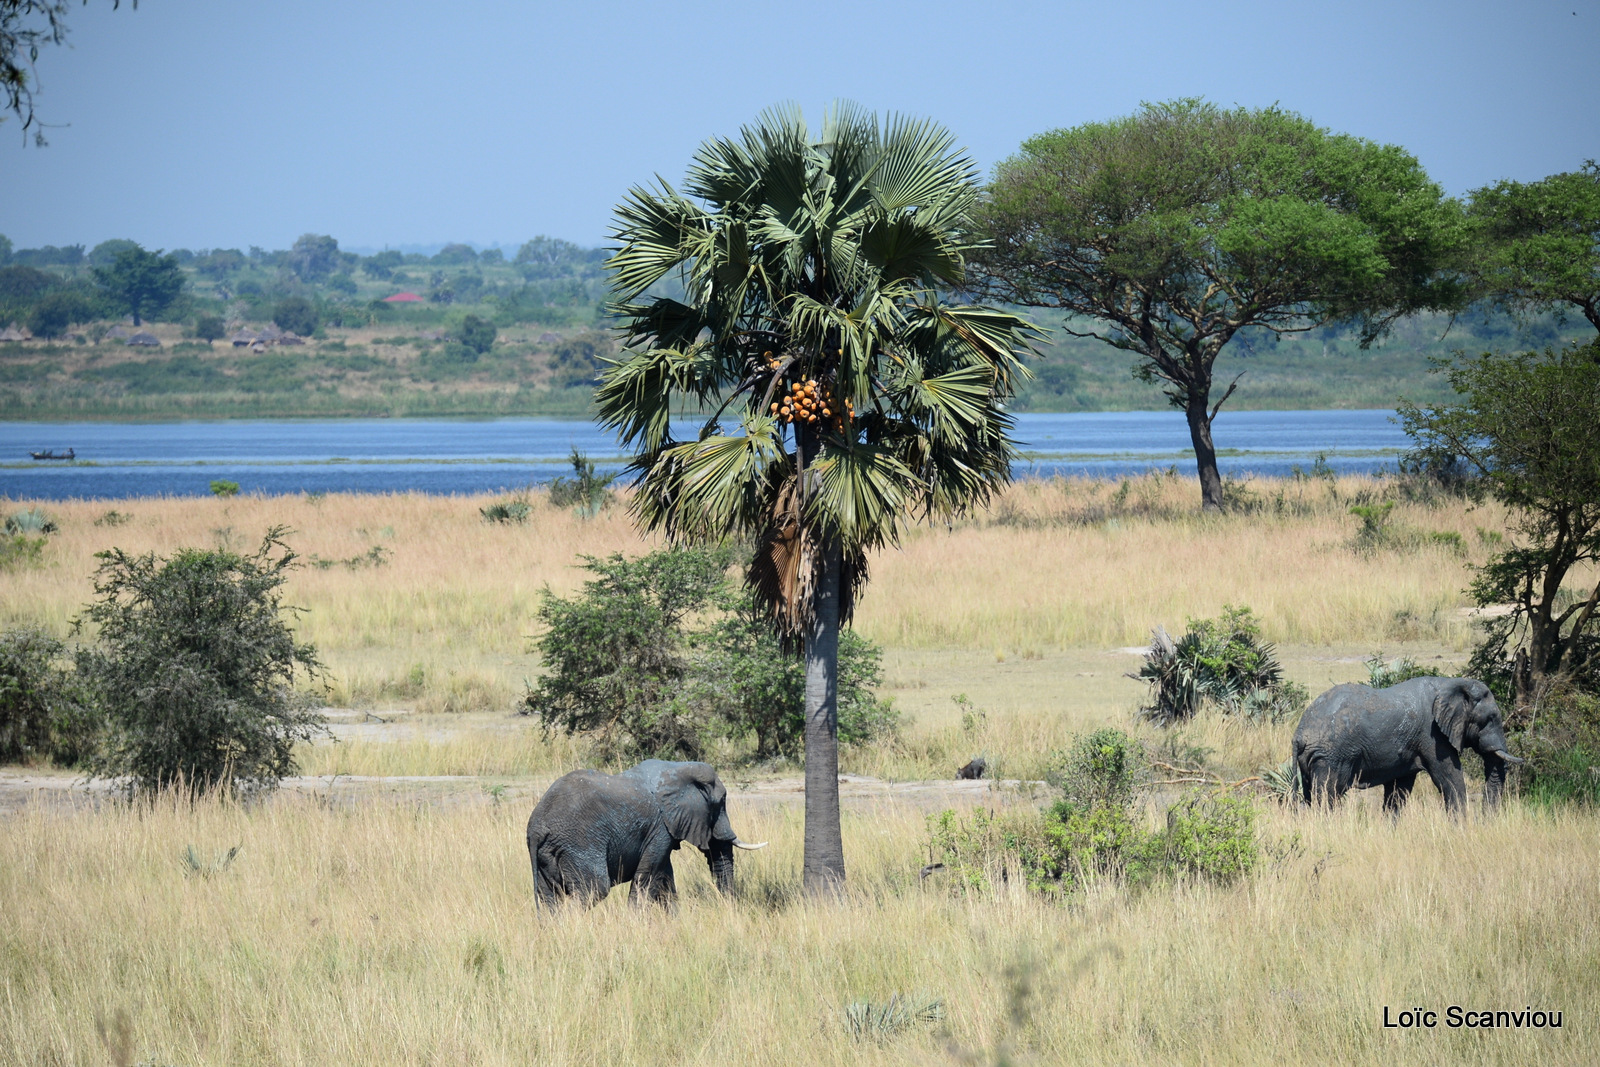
[524,545,896,764]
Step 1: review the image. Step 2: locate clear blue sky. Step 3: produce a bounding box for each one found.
[2,0,1596,252]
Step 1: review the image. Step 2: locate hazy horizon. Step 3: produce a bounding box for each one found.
[2,0,1596,252]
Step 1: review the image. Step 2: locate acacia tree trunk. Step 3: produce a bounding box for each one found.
[802,535,846,895]
[1184,392,1225,512]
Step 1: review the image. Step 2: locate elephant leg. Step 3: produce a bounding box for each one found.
[1382,773,1416,816]
[630,853,677,905]
[630,834,679,906]
[1426,757,1467,816]
[1304,757,1340,807]
[541,848,611,907]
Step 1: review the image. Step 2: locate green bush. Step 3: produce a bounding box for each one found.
[209,480,240,498]
[26,290,99,339]
[480,497,532,524]
[193,315,226,343]
[458,314,496,355]
[1134,606,1308,725]
[1515,691,1600,807]
[524,545,895,763]
[0,535,45,571]
[928,728,1259,898]
[841,993,943,1044]
[0,629,96,766]
[525,546,734,761]
[1348,501,1398,552]
[693,601,897,760]
[2,509,56,573]
[1157,793,1258,882]
[271,296,318,336]
[76,529,325,795]
[1050,727,1141,811]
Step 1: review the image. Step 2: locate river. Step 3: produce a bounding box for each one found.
[1,410,1406,501]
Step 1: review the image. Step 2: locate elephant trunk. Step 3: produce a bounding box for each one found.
[1482,751,1511,810]
[706,841,735,895]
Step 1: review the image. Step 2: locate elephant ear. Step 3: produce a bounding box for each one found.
[1432,680,1471,752]
[655,762,726,850]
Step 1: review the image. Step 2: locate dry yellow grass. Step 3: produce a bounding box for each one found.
[0,475,1523,717]
[3,477,1596,1065]
[0,792,1593,1066]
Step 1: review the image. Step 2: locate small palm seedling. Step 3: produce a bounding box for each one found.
[547,448,616,519]
[841,992,943,1044]
[480,497,532,524]
[1259,758,1303,804]
[1132,606,1308,725]
[181,843,242,878]
[5,508,58,535]
[1364,651,1441,688]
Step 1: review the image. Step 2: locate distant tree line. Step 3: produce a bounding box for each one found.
[0,231,613,341]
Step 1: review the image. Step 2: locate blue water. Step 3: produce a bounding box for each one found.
[0,410,1406,501]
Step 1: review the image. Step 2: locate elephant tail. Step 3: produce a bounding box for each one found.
[527,825,560,902]
[1290,739,1312,805]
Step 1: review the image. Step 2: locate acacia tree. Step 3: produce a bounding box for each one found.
[93,243,183,325]
[600,104,1039,893]
[1469,162,1600,335]
[1400,341,1600,716]
[969,99,1463,510]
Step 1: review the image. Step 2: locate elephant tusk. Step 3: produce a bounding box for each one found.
[1495,749,1525,765]
[732,839,768,851]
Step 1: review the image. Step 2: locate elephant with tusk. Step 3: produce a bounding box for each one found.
[1292,676,1523,815]
[526,759,765,906]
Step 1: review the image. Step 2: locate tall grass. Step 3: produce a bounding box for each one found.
[0,475,1521,716]
[0,792,1592,1065]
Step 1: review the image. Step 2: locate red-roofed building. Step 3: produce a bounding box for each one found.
[383,292,423,303]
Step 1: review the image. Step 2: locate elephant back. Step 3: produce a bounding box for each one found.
[1293,683,1374,749]
[528,769,649,833]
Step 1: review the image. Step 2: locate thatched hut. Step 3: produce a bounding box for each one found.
[126,332,162,347]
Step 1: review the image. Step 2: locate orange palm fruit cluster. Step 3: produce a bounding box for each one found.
[769,375,853,431]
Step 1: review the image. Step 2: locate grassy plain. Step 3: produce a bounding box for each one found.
[2,474,1498,719]
[2,475,1597,1064]
[1,791,1594,1065]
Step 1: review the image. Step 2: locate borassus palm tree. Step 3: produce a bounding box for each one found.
[599,103,1041,894]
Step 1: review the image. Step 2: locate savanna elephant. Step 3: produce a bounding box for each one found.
[1291,676,1523,815]
[525,759,765,906]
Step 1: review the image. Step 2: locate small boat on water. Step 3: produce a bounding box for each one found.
[28,448,75,461]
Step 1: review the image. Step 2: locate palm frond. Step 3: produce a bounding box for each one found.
[594,345,717,453]
[653,418,790,539]
[807,440,913,549]
[602,102,1050,633]
[607,183,710,299]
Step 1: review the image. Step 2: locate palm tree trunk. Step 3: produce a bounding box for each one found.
[802,534,846,895]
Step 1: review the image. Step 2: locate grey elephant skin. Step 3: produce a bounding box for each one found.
[525,760,764,906]
[1292,676,1523,814]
